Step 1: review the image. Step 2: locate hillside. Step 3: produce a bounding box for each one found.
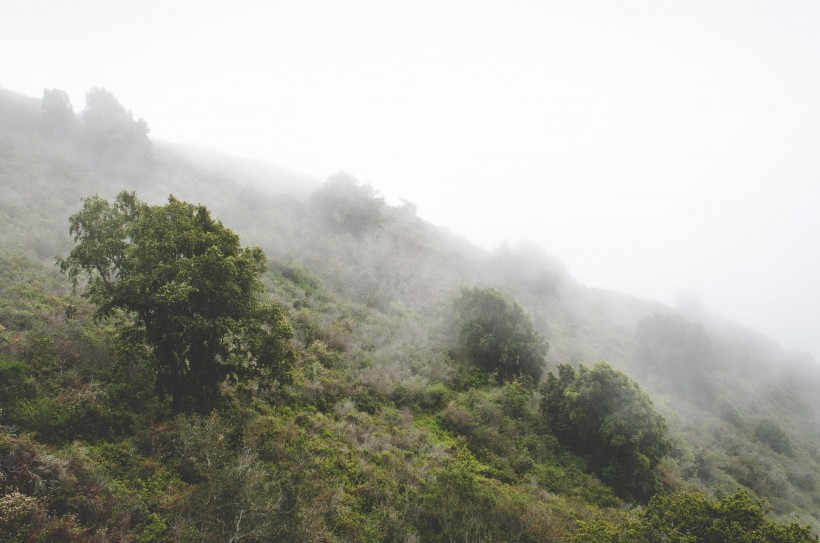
[1,87,819,542]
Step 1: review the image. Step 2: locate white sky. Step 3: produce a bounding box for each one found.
[3,0,820,360]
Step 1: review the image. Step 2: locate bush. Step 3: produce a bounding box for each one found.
[162,414,287,542]
[453,287,546,384]
[0,358,35,411]
[541,362,670,502]
[12,393,133,444]
[0,491,36,543]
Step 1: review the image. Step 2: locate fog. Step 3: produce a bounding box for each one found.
[3,0,820,360]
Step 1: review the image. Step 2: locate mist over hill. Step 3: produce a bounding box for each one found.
[2,87,820,541]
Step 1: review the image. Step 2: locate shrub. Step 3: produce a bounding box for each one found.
[541,362,670,502]
[0,491,36,543]
[453,287,546,384]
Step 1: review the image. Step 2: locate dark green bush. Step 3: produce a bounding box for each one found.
[541,362,670,502]
[0,358,35,410]
[453,287,546,384]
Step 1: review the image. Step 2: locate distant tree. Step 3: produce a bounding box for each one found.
[41,88,76,139]
[58,192,294,413]
[309,172,385,236]
[80,87,151,172]
[453,287,546,384]
[541,362,670,502]
[755,418,793,456]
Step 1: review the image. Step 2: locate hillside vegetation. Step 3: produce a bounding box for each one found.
[1,87,819,542]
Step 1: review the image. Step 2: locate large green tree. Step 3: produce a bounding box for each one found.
[541,362,670,501]
[58,191,294,413]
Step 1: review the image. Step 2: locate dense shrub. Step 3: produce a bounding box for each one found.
[453,287,546,384]
[541,362,671,502]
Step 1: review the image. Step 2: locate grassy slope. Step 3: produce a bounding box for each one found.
[2,88,820,540]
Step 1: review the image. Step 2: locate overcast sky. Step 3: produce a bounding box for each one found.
[3,0,820,360]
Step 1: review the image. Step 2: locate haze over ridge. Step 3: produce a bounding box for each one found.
[2,0,819,360]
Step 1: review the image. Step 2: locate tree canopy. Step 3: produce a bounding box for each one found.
[309,172,385,236]
[79,88,151,172]
[58,191,294,412]
[541,362,670,501]
[453,287,546,383]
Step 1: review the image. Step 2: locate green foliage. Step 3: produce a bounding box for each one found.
[436,385,621,506]
[2,87,820,538]
[0,358,35,409]
[416,381,453,411]
[158,414,287,542]
[453,287,546,383]
[12,395,124,444]
[273,260,328,302]
[571,490,819,543]
[0,430,187,543]
[756,419,793,456]
[58,192,294,413]
[501,378,532,419]
[0,254,159,442]
[541,362,671,502]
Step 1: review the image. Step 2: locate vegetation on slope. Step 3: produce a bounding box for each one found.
[1,87,819,541]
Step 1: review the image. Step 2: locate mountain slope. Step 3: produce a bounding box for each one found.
[1,87,819,540]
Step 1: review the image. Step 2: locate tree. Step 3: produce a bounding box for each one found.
[58,192,294,413]
[755,418,793,456]
[541,362,670,501]
[41,88,76,139]
[79,87,151,173]
[309,172,385,237]
[453,287,546,383]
